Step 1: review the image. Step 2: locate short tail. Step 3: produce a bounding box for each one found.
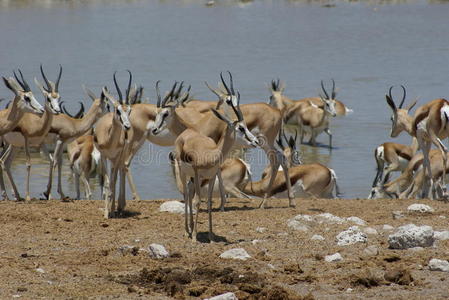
[329,168,342,198]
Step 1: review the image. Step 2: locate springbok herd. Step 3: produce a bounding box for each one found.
[0,66,448,241]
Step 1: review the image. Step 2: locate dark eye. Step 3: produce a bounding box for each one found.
[239,127,245,132]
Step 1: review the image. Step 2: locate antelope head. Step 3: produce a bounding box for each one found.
[152,81,190,135]
[385,85,417,138]
[204,71,238,113]
[34,64,63,114]
[211,92,260,148]
[2,70,45,114]
[319,79,337,117]
[268,78,285,106]
[101,71,134,131]
[277,129,302,167]
[83,85,108,116]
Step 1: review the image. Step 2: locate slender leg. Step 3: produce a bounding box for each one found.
[81,173,91,200]
[207,173,216,242]
[418,137,432,198]
[44,139,62,200]
[118,168,126,213]
[3,146,20,200]
[125,166,141,201]
[56,143,65,199]
[260,149,280,209]
[180,171,190,238]
[217,169,226,212]
[188,179,195,238]
[24,138,31,201]
[324,128,332,149]
[281,161,295,207]
[0,144,12,200]
[74,172,81,200]
[193,169,201,242]
[105,163,118,219]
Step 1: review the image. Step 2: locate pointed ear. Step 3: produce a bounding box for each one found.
[34,78,47,95]
[385,95,396,112]
[406,99,418,112]
[279,81,285,93]
[211,108,232,126]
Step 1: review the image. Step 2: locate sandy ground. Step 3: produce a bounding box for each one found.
[0,197,449,299]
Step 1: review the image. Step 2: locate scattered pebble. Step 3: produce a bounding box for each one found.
[206,292,238,300]
[255,227,267,233]
[388,224,434,249]
[428,259,449,272]
[363,227,378,235]
[316,213,345,224]
[408,247,424,252]
[434,231,449,241]
[439,215,447,219]
[148,243,169,259]
[392,211,405,219]
[311,234,325,241]
[336,226,367,246]
[325,253,343,262]
[347,216,367,226]
[252,239,264,245]
[383,224,394,231]
[346,288,353,292]
[364,245,379,256]
[407,204,434,214]
[291,214,314,222]
[219,248,251,260]
[35,268,45,273]
[117,245,138,256]
[159,201,191,214]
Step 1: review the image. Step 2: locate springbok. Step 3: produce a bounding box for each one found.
[0,75,45,200]
[245,130,340,199]
[383,84,448,198]
[94,72,133,218]
[152,73,294,208]
[173,93,259,241]
[67,134,102,200]
[268,79,352,117]
[2,68,61,201]
[43,80,107,200]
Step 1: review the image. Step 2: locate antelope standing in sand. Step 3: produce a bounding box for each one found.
[0,75,45,200]
[173,92,259,241]
[2,68,61,201]
[43,80,107,200]
[94,72,133,218]
[245,130,340,199]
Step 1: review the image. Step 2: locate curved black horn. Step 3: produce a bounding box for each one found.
[276,78,280,90]
[174,81,184,99]
[40,64,51,92]
[74,102,85,118]
[155,80,162,108]
[163,82,178,107]
[113,71,123,102]
[125,70,132,104]
[231,92,243,122]
[55,64,62,92]
[321,80,329,99]
[205,81,220,97]
[398,85,406,109]
[331,79,336,99]
[227,71,235,95]
[220,72,231,95]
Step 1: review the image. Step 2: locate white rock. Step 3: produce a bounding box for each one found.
[336,226,368,246]
[392,211,405,219]
[148,243,169,259]
[311,234,325,241]
[267,263,275,269]
[316,213,345,224]
[388,224,434,249]
[428,259,449,272]
[159,201,191,214]
[219,248,251,260]
[252,239,264,245]
[347,216,367,226]
[325,253,343,262]
[256,227,267,233]
[292,214,314,222]
[364,245,379,256]
[408,247,424,252]
[35,268,45,273]
[383,224,394,231]
[407,204,434,213]
[287,219,310,232]
[346,288,353,292]
[364,227,378,235]
[434,231,449,241]
[439,215,447,219]
[206,292,238,300]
